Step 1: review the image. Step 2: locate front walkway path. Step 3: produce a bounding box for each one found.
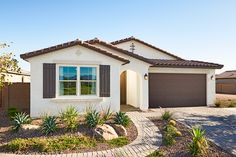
[0,112,162,157]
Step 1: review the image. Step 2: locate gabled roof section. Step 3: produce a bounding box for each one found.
[149,59,223,69]
[20,39,129,64]
[85,38,154,64]
[216,70,236,79]
[111,36,183,60]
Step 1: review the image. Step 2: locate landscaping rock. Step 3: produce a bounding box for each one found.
[21,124,40,130]
[111,124,127,136]
[95,124,118,140]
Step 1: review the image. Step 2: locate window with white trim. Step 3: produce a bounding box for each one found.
[59,66,97,96]
[80,67,97,95]
[59,66,77,95]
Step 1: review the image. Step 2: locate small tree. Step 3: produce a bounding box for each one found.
[0,42,20,88]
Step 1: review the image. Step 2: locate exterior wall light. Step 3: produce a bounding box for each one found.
[144,73,148,80]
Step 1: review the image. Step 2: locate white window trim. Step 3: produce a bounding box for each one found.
[56,64,99,99]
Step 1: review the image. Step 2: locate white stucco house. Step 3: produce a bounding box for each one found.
[20,36,223,117]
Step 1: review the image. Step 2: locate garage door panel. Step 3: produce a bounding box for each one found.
[149,73,206,108]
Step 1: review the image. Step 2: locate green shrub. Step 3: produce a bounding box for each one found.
[215,100,222,107]
[229,101,236,107]
[7,138,29,152]
[42,115,58,135]
[147,150,166,157]
[7,107,19,120]
[60,106,78,131]
[101,107,113,123]
[44,135,96,152]
[6,135,96,153]
[161,110,172,121]
[85,109,102,129]
[12,112,30,131]
[188,127,208,156]
[114,111,131,127]
[163,124,181,146]
[107,137,129,147]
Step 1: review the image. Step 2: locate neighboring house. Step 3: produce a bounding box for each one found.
[216,70,236,94]
[4,70,30,83]
[20,36,223,117]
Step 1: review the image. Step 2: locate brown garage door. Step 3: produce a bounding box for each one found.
[149,73,206,108]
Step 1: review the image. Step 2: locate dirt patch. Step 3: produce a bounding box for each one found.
[149,118,234,157]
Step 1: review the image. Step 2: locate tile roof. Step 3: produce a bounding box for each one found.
[216,70,236,79]
[111,36,183,60]
[20,39,130,64]
[149,59,223,69]
[85,38,153,64]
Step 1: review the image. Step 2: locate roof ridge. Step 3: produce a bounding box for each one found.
[20,39,130,64]
[85,38,154,65]
[110,36,183,60]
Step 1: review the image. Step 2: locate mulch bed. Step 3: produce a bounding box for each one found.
[149,118,234,157]
[0,117,138,154]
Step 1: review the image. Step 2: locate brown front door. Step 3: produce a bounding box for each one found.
[149,73,206,108]
[120,71,127,104]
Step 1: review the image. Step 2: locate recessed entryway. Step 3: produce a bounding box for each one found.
[120,70,141,110]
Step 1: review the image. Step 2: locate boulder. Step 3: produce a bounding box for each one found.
[94,124,118,140]
[111,124,127,136]
[21,124,40,130]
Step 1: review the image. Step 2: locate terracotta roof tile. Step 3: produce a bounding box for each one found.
[149,59,223,69]
[85,38,153,64]
[111,36,183,60]
[20,39,130,64]
[216,70,236,79]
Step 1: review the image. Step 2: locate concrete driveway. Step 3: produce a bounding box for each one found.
[145,107,236,156]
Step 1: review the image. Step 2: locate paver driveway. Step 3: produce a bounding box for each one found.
[145,107,236,156]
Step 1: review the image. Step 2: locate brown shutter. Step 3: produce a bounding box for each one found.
[99,65,110,97]
[43,63,56,98]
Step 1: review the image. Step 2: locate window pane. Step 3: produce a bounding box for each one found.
[59,66,77,80]
[81,82,96,95]
[80,67,96,80]
[60,82,76,95]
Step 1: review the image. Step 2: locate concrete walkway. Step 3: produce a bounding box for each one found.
[0,112,162,157]
[144,107,236,156]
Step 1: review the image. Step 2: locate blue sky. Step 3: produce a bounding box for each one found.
[1,0,235,73]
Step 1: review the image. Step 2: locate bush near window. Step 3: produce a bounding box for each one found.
[101,107,113,123]
[161,110,173,121]
[7,107,19,120]
[6,135,96,153]
[85,109,102,129]
[114,112,131,127]
[107,137,129,147]
[189,127,208,156]
[12,112,31,131]
[229,101,236,107]
[42,115,58,135]
[60,106,79,131]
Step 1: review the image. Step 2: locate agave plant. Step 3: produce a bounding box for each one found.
[101,107,113,123]
[114,111,131,127]
[189,127,208,156]
[12,112,30,131]
[85,109,102,129]
[42,115,58,135]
